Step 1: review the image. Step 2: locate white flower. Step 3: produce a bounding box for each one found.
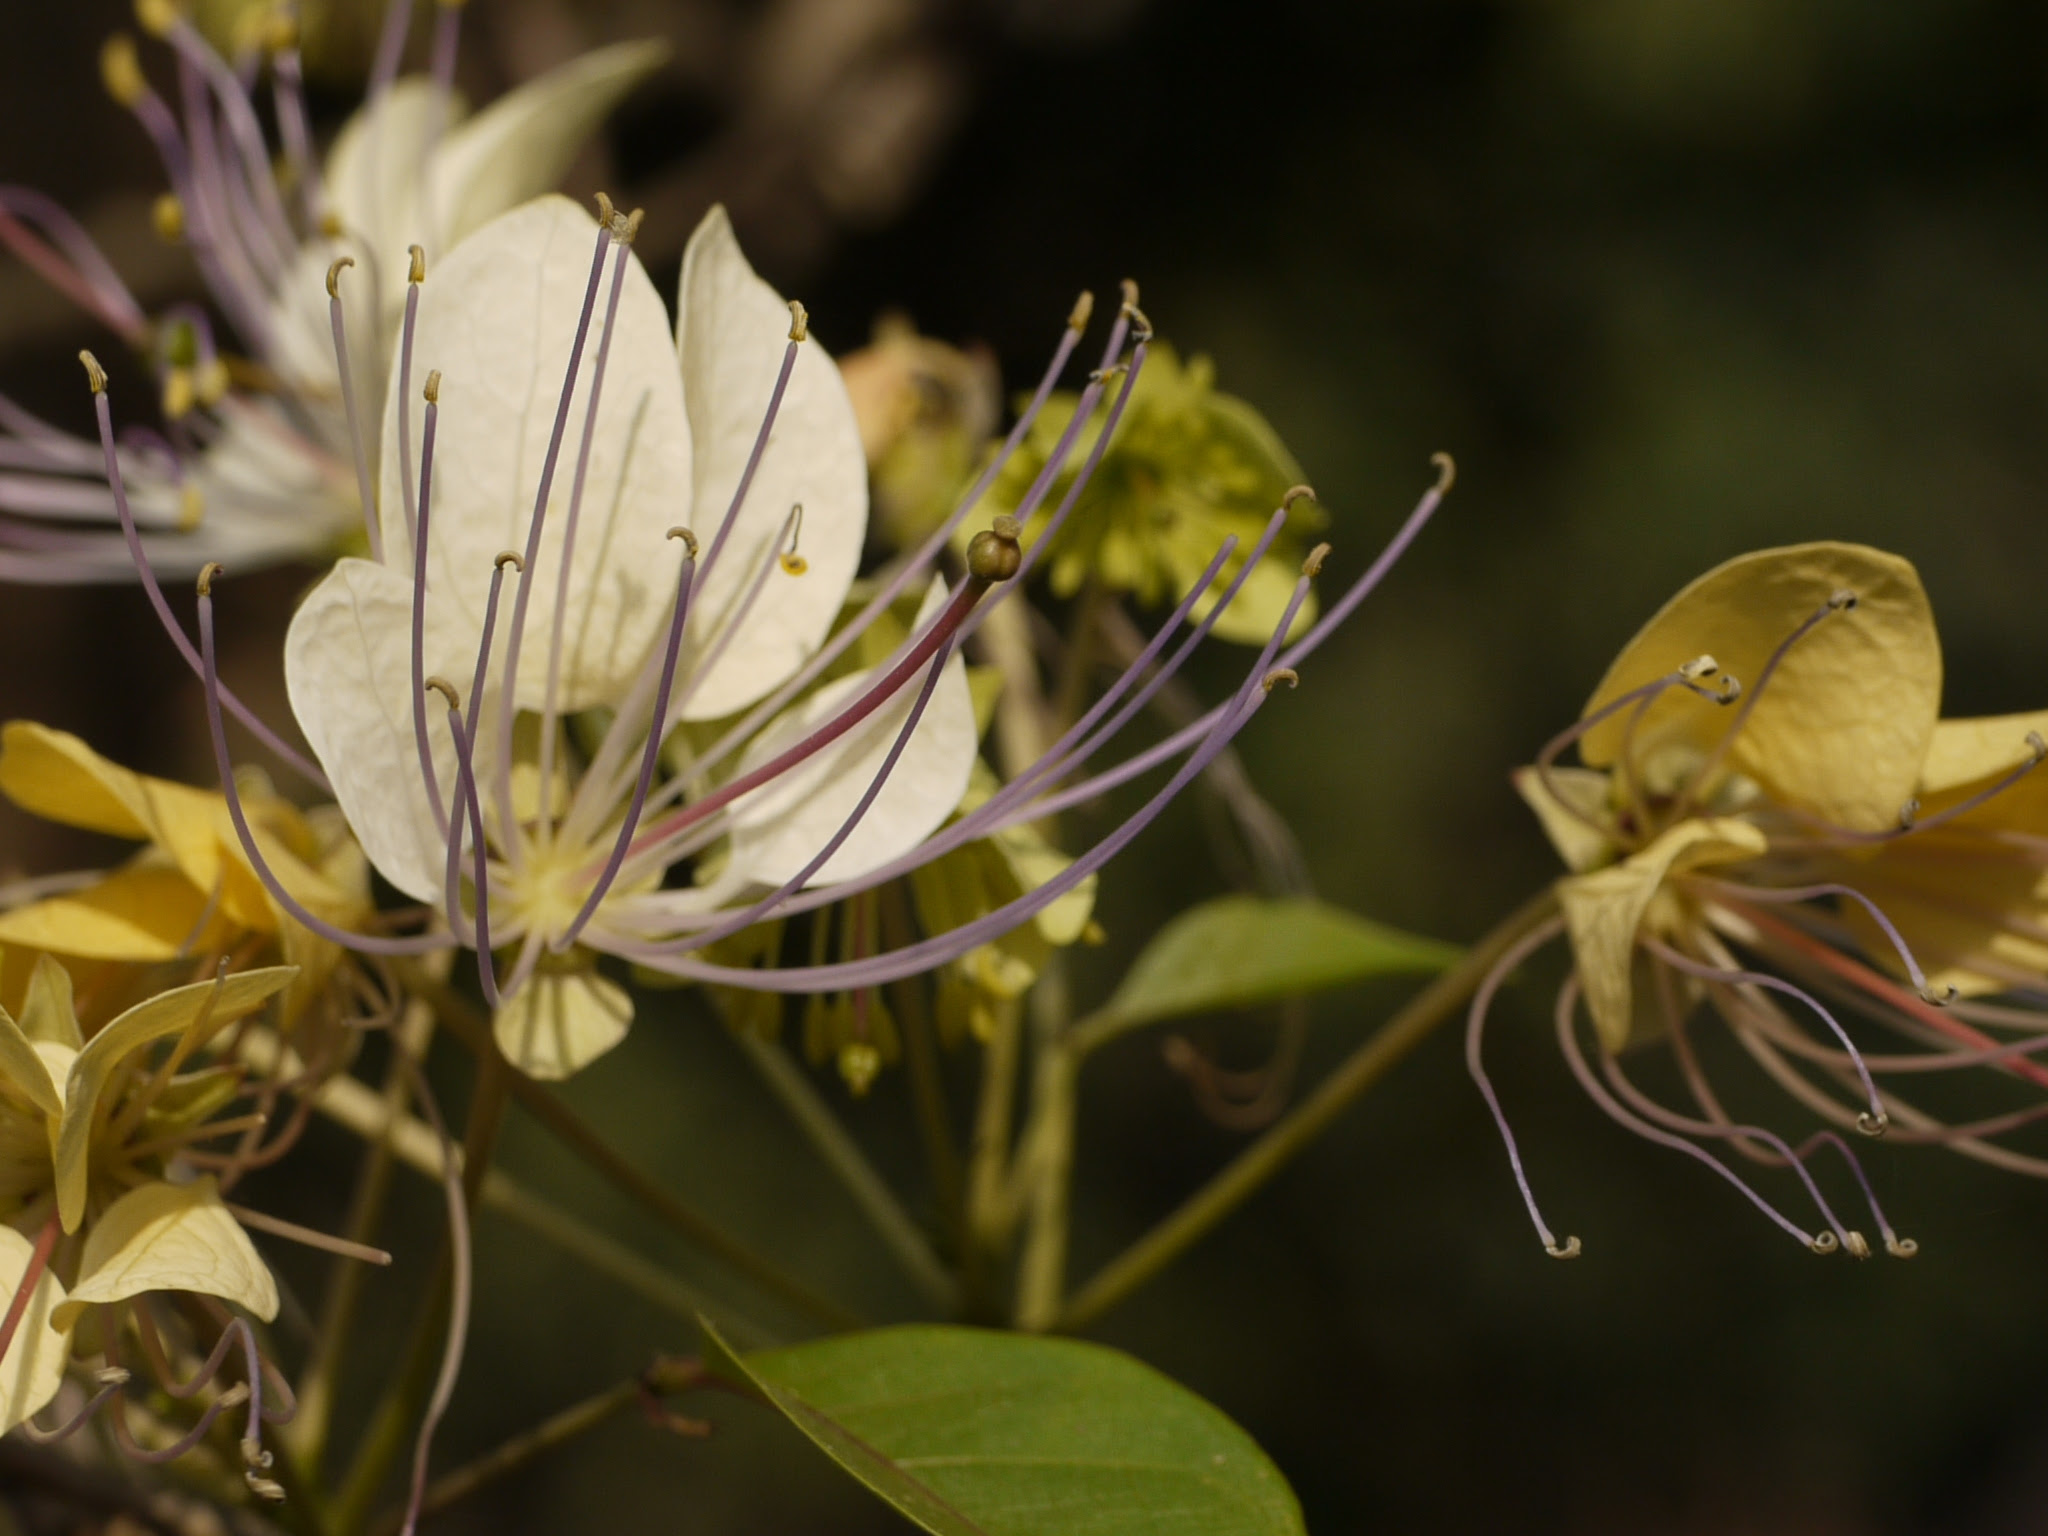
[283,197,980,1076]
[0,16,663,580]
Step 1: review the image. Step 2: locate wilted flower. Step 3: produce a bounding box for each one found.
[976,340,1324,644]
[0,955,296,1479]
[1476,542,2048,1259]
[0,0,660,579]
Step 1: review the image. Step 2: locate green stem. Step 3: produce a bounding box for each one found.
[734,1030,958,1313]
[1011,1032,1078,1331]
[1056,889,1561,1332]
[367,1359,708,1535]
[407,965,861,1331]
[960,994,1024,1321]
[884,892,964,1254]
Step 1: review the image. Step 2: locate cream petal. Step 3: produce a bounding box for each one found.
[673,205,867,720]
[724,581,977,888]
[376,197,690,713]
[54,1178,278,1328]
[427,42,670,254]
[0,1224,68,1433]
[493,968,633,1081]
[1557,818,1767,1053]
[18,955,82,1049]
[57,968,297,1232]
[0,1001,62,1118]
[1511,765,1618,876]
[285,558,472,906]
[1578,543,1940,834]
[324,79,446,278]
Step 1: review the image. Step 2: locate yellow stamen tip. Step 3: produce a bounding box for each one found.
[494,550,525,572]
[1856,1110,1889,1137]
[135,0,184,39]
[1545,1237,1581,1259]
[424,675,461,710]
[1282,483,1318,513]
[788,300,810,343]
[1886,1236,1919,1258]
[325,255,353,299]
[179,483,205,531]
[779,553,809,576]
[161,367,195,421]
[1431,450,1457,493]
[1301,542,1331,578]
[423,369,441,404]
[1068,290,1095,332]
[1261,667,1299,693]
[409,244,426,284]
[197,561,224,596]
[667,526,699,559]
[1810,1232,1840,1255]
[196,357,230,407]
[151,192,185,243]
[101,34,148,107]
[79,350,108,394]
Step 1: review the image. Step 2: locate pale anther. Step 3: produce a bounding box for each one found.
[423,369,441,404]
[594,191,615,225]
[1856,1110,1889,1138]
[1843,1231,1871,1260]
[667,526,699,558]
[1897,797,1920,831]
[787,299,809,343]
[1430,450,1457,493]
[1283,484,1318,513]
[79,350,107,394]
[1678,654,1720,681]
[101,34,147,106]
[196,561,224,596]
[1089,363,1131,383]
[494,550,524,572]
[1810,1232,1839,1254]
[424,676,461,710]
[1545,1237,1582,1259]
[1068,290,1095,332]
[1261,667,1300,693]
[409,244,426,284]
[2028,730,2047,763]
[325,255,354,299]
[152,193,185,243]
[1302,542,1331,578]
[1827,588,1859,611]
[94,1366,131,1388]
[779,504,808,576]
[1715,676,1742,704]
[1917,982,1958,1006]
[1886,1236,1919,1258]
[136,0,183,39]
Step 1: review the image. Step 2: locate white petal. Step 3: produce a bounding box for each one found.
[55,1178,278,1329]
[493,968,633,1081]
[377,196,691,713]
[285,558,471,905]
[674,206,867,720]
[325,79,447,270]
[0,1224,67,1433]
[724,580,976,887]
[427,42,670,253]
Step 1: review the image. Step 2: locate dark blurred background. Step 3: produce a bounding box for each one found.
[8,1,2048,1532]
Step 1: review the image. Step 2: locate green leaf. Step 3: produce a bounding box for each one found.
[699,1320,1304,1536]
[1087,895,1460,1046]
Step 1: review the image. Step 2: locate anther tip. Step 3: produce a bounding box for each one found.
[1856,1110,1890,1138]
[1897,798,1920,831]
[494,550,525,572]
[1679,654,1720,680]
[1886,1236,1919,1259]
[1917,983,1958,1007]
[595,191,615,224]
[1828,587,1859,611]
[1120,277,1140,309]
[1544,1236,1582,1260]
[151,192,185,244]
[1718,676,1742,704]
[1843,1230,1871,1260]
[1068,290,1095,332]
[136,0,184,38]
[196,561,224,596]
[2028,730,2047,763]
[95,1365,131,1387]
[788,299,810,343]
[424,675,461,710]
[967,517,1024,582]
[1261,667,1300,693]
[1301,542,1332,578]
[408,244,426,284]
[779,553,809,576]
[101,34,147,107]
[423,369,442,404]
[1430,450,1457,493]
[78,350,107,395]
[1810,1232,1840,1255]
[667,526,699,559]
[1282,483,1318,513]
[325,255,354,299]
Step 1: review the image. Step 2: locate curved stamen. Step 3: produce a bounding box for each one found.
[1694,878,1947,1002]
[85,355,329,788]
[396,247,426,550]
[1462,916,1577,1258]
[1644,934,1889,1134]
[196,567,445,956]
[0,189,149,340]
[1804,733,2048,848]
[1555,975,1830,1251]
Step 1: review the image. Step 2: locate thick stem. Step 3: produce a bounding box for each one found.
[1056,889,1561,1332]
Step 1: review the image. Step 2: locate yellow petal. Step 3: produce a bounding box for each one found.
[56,967,297,1231]
[1579,544,1940,833]
[1511,765,1617,875]
[493,968,634,1081]
[0,1224,69,1433]
[1557,817,1767,1052]
[0,1002,62,1118]
[0,864,222,965]
[1917,710,2048,797]
[18,955,83,1050]
[54,1177,278,1328]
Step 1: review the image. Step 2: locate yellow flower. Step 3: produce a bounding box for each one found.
[0,721,370,1024]
[0,957,293,1431]
[1481,542,2048,1258]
